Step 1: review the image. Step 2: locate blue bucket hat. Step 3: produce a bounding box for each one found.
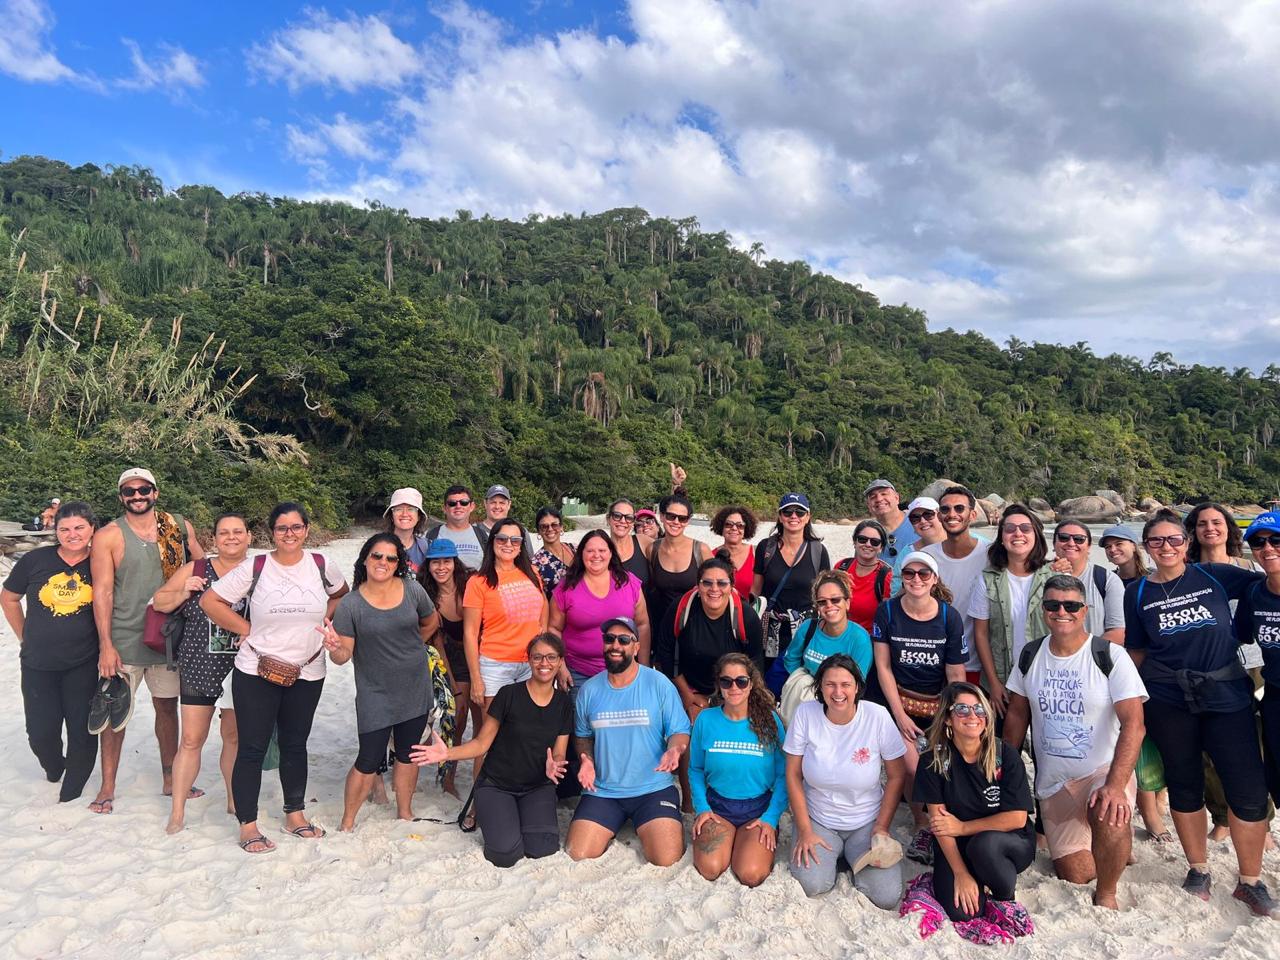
[779,492,811,512]
[1244,511,1280,541]
[424,538,459,560]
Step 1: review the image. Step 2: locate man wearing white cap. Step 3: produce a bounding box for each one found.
[88,468,204,814]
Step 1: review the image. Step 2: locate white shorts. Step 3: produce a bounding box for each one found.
[216,669,235,711]
[119,663,180,700]
[478,656,531,696]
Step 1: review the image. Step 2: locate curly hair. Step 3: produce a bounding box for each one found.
[708,652,780,748]
[1185,502,1245,561]
[711,505,758,539]
[810,568,852,605]
[353,533,410,587]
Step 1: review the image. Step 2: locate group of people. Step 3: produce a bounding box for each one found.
[4,470,1280,939]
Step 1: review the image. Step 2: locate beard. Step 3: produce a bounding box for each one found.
[604,651,634,674]
[124,498,155,515]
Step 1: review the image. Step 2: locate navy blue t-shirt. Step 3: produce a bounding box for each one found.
[1123,563,1263,712]
[1234,580,1280,688]
[872,597,967,696]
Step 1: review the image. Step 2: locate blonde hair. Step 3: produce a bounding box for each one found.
[925,682,998,781]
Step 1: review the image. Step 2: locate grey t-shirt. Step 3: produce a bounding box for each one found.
[1079,562,1125,638]
[332,579,436,733]
[435,525,484,571]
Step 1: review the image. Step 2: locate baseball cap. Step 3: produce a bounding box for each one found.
[635,508,657,521]
[779,492,811,512]
[424,538,459,560]
[899,551,940,577]
[118,468,157,490]
[1099,524,1139,546]
[863,479,896,497]
[1244,511,1280,541]
[384,487,425,515]
[601,616,638,636]
[485,484,512,501]
[907,497,940,516]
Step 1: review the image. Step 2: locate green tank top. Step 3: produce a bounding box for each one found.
[111,515,183,666]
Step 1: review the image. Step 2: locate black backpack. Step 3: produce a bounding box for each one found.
[1017,634,1114,678]
[835,557,891,602]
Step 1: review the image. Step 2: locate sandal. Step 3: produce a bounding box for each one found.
[239,835,277,854]
[282,822,326,839]
[88,797,114,815]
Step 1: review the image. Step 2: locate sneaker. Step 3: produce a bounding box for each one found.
[1233,881,1280,918]
[106,676,133,732]
[87,678,114,735]
[1182,868,1212,902]
[906,828,934,865]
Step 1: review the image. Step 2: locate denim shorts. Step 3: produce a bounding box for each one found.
[478,655,532,695]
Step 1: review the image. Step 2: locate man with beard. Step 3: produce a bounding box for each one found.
[567,616,691,866]
[87,468,204,814]
[923,486,990,685]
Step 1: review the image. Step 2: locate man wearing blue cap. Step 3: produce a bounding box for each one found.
[566,616,691,867]
[864,479,914,562]
[1238,511,1280,819]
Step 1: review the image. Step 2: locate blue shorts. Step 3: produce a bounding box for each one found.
[707,786,771,828]
[572,786,682,834]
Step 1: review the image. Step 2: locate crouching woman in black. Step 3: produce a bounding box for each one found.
[411,633,572,867]
[913,682,1035,932]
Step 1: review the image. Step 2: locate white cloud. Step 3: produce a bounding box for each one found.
[249,9,422,92]
[0,0,88,85]
[117,39,205,92]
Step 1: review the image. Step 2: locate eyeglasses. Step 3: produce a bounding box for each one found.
[273,523,306,535]
[602,633,636,646]
[1002,522,1035,535]
[529,653,562,664]
[938,504,969,515]
[854,535,882,547]
[120,485,155,497]
[493,535,523,546]
[717,675,751,690]
[900,567,934,581]
[537,522,562,532]
[608,511,635,523]
[909,510,936,523]
[779,507,808,518]
[814,596,845,608]
[1144,535,1187,549]
[445,498,472,508]
[663,512,690,524]
[1042,599,1085,613]
[368,551,398,562]
[950,703,988,719]
[1055,533,1089,545]
[1249,534,1280,550]
[699,578,731,589]
[722,520,746,531]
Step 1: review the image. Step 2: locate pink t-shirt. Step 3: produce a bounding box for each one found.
[553,572,643,677]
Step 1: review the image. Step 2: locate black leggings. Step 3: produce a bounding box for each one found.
[472,781,559,868]
[21,661,99,802]
[931,826,1035,922]
[1262,686,1280,807]
[355,713,429,774]
[231,671,324,824]
[1143,698,1268,821]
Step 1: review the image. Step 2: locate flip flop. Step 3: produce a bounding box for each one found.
[88,797,113,815]
[281,822,325,839]
[239,835,277,854]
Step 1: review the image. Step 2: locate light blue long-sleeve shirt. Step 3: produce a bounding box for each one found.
[688,706,788,827]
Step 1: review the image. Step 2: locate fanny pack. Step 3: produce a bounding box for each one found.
[247,642,323,687]
[899,692,941,719]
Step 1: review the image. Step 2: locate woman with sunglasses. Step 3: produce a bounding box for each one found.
[635,509,661,539]
[969,504,1052,717]
[779,571,872,726]
[872,551,967,864]
[913,683,1035,932]
[412,633,572,866]
[835,520,894,632]
[1048,521,1125,644]
[605,498,653,586]
[550,529,650,693]
[892,498,946,578]
[647,493,709,625]
[785,654,907,907]
[712,506,758,598]
[753,494,831,683]
[688,653,787,886]
[532,506,576,597]
[317,534,440,831]
[1124,509,1273,911]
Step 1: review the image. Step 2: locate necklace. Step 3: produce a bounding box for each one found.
[1154,567,1186,601]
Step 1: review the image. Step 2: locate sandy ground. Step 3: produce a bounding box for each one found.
[0,523,1274,959]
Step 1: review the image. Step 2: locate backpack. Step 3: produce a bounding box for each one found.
[425,522,490,549]
[1091,564,1109,601]
[758,537,824,583]
[1017,633,1115,678]
[248,552,334,606]
[672,587,748,644]
[836,557,891,602]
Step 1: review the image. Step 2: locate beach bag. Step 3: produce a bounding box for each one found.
[143,557,210,659]
[1136,735,1165,792]
[779,668,816,727]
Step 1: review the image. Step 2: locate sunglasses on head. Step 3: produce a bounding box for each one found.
[899,567,934,581]
[1042,599,1085,613]
[608,510,635,523]
[855,534,882,547]
[909,510,936,523]
[603,633,636,646]
[120,485,155,498]
[717,675,751,690]
[779,507,808,518]
[1249,534,1280,550]
[445,498,472,508]
[1055,533,1089,545]
[950,703,988,719]
[663,511,690,523]
[1145,534,1187,549]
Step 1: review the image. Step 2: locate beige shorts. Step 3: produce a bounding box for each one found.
[1040,764,1137,860]
[119,663,180,701]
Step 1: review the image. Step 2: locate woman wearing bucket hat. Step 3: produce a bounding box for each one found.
[384,488,431,573]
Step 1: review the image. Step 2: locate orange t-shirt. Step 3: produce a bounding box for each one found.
[463,566,546,663]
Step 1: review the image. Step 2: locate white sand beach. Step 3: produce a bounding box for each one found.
[0,523,1274,959]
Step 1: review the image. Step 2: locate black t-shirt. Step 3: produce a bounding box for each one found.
[655,600,765,694]
[3,545,97,671]
[482,681,574,792]
[872,598,967,695]
[753,539,831,613]
[913,740,1033,823]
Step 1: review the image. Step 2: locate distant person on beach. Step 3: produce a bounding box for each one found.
[411,633,572,867]
[482,485,512,532]
[785,654,907,908]
[834,519,893,632]
[88,468,204,815]
[39,498,60,529]
[151,512,252,834]
[566,616,690,866]
[864,479,913,562]
[201,501,348,854]
[711,505,757,598]
[384,488,431,573]
[1002,575,1148,910]
[424,485,489,572]
[606,499,654,586]
[1,500,99,803]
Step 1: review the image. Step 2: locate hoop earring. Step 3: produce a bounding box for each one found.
[945,726,954,740]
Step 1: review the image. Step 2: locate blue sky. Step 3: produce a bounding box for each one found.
[4,0,1280,370]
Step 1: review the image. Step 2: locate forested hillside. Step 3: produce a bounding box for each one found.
[2,155,1277,528]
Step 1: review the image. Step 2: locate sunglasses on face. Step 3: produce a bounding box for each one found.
[1042,599,1085,613]
[368,551,398,563]
[603,633,636,646]
[855,535,882,547]
[699,578,731,589]
[1145,534,1187,549]
[663,512,690,523]
[538,522,561,532]
[1249,534,1280,550]
[274,524,306,535]
[1055,533,1089,545]
[608,511,635,523]
[1003,522,1034,535]
[445,498,472,508]
[120,485,155,498]
[493,535,523,546]
[909,510,936,523]
[950,703,988,719]
[717,675,751,690]
[814,596,845,608]
[938,504,968,515]
[722,520,746,531]
[900,567,934,581]
[779,508,808,519]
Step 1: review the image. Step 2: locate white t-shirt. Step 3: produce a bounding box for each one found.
[923,538,990,671]
[782,699,905,831]
[435,525,484,571]
[211,553,347,682]
[1006,635,1148,799]
[968,571,1035,666]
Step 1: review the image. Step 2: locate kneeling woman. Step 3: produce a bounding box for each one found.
[784,655,907,908]
[412,634,573,867]
[913,683,1035,929]
[689,653,787,887]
